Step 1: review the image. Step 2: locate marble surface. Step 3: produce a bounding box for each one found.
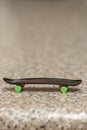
[0,0,87,130]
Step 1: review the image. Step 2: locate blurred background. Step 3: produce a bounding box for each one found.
[0,0,87,78]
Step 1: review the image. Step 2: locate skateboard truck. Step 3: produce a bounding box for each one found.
[3,78,82,93]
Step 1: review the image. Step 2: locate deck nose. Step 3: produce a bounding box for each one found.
[3,78,11,83]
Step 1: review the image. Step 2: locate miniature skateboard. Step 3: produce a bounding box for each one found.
[3,78,82,93]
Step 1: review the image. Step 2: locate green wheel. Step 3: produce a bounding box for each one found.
[60,86,68,93]
[15,85,22,92]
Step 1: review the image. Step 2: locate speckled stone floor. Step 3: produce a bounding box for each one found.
[0,0,87,130]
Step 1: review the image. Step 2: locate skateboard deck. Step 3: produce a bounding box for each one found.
[3,78,82,93]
